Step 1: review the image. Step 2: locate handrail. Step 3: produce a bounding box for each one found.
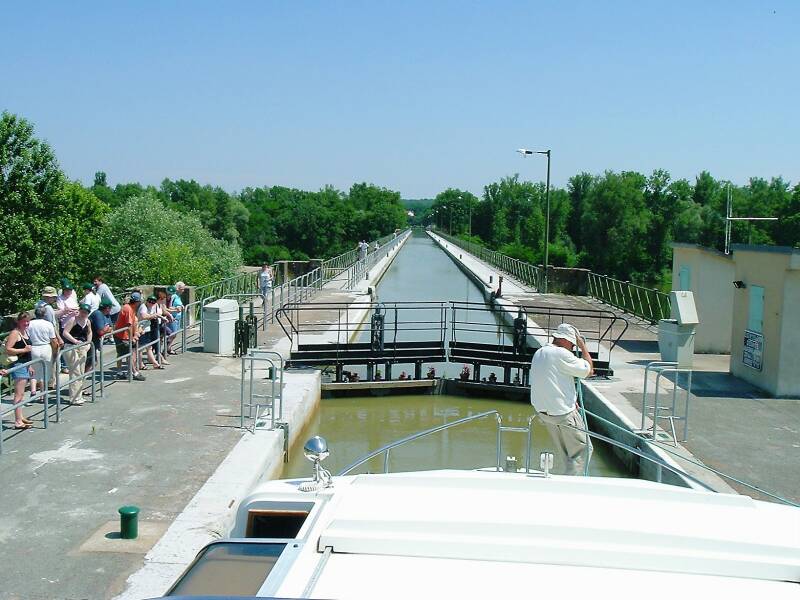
[578,405,798,506]
[0,357,51,454]
[339,410,500,475]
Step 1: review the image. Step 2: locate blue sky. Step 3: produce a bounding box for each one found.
[2,1,798,197]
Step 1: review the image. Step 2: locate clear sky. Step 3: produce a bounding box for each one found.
[2,1,798,198]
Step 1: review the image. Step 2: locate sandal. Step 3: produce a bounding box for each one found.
[13,423,32,430]
[153,365,165,370]
[21,417,33,424]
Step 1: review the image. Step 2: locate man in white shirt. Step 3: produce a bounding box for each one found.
[530,323,594,476]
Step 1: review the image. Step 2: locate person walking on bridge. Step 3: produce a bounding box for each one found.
[530,323,594,476]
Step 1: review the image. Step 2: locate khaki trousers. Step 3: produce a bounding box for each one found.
[537,409,593,476]
[66,344,89,403]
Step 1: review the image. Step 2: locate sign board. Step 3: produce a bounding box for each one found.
[742,330,764,371]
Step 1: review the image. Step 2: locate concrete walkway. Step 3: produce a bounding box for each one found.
[0,234,412,600]
[428,231,800,504]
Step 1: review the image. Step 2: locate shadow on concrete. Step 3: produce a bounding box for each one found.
[617,339,660,354]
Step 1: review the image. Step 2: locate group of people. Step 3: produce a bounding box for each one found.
[356,240,381,262]
[3,278,187,429]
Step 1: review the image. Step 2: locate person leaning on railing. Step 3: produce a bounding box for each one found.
[28,305,58,395]
[62,303,93,405]
[138,295,165,370]
[4,312,36,429]
[156,290,173,365]
[114,292,145,381]
[34,286,64,389]
[87,299,113,371]
[165,283,185,355]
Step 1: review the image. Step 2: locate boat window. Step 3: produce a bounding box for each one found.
[166,541,286,597]
[246,502,314,538]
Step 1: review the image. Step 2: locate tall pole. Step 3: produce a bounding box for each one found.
[543,150,551,294]
[449,205,453,235]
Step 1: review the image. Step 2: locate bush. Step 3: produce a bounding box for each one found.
[95,194,242,289]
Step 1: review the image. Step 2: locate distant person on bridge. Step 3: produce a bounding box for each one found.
[529,323,594,476]
[357,241,368,261]
[259,263,274,303]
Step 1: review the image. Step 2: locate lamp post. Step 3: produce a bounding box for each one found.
[517,148,551,294]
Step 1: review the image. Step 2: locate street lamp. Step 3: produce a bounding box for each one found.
[517,147,551,294]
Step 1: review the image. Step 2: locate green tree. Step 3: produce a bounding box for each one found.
[0,112,108,313]
[95,194,242,288]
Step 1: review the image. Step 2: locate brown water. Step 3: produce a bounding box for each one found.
[284,231,628,479]
[284,394,625,478]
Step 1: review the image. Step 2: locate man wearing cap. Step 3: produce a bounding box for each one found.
[36,286,64,388]
[114,292,145,381]
[80,282,101,313]
[87,299,114,370]
[530,323,594,476]
[165,283,185,355]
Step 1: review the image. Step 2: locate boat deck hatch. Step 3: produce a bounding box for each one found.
[246,502,314,538]
[166,541,286,596]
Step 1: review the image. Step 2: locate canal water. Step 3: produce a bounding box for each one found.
[284,230,627,478]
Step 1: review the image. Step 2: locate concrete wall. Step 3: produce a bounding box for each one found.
[671,244,734,353]
[730,247,800,397]
[777,272,800,396]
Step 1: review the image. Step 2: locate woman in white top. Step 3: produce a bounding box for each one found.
[80,282,101,313]
[138,295,164,370]
[28,306,59,384]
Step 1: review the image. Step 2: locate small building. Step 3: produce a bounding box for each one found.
[728,245,800,398]
[671,243,735,354]
[671,243,800,397]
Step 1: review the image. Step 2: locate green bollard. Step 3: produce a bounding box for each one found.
[118,505,140,540]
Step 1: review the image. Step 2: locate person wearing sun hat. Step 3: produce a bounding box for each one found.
[62,303,93,405]
[530,323,595,476]
[35,286,64,388]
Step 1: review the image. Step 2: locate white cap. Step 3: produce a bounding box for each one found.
[553,323,578,346]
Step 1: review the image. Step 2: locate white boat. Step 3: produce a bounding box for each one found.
[157,412,800,599]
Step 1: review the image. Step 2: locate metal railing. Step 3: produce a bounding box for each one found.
[435,231,543,291]
[54,340,97,421]
[342,230,410,290]
[434,230,671,325]
[638,361,693,445]
[587,272,670,324]
[240,349,284,431]
[320,231,401,283]
[0,358,51,454]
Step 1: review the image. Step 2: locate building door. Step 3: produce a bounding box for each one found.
[747,285,764,333]
[678,265,691,291]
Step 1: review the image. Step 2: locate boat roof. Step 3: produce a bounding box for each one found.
[234,470,800,598]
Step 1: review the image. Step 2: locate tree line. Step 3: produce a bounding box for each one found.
[429,170,800,286]
[0,112,407,315]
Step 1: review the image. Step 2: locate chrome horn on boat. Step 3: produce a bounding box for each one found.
[299,436,333,492]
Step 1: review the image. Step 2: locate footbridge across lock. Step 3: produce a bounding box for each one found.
[276,300,627,386]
